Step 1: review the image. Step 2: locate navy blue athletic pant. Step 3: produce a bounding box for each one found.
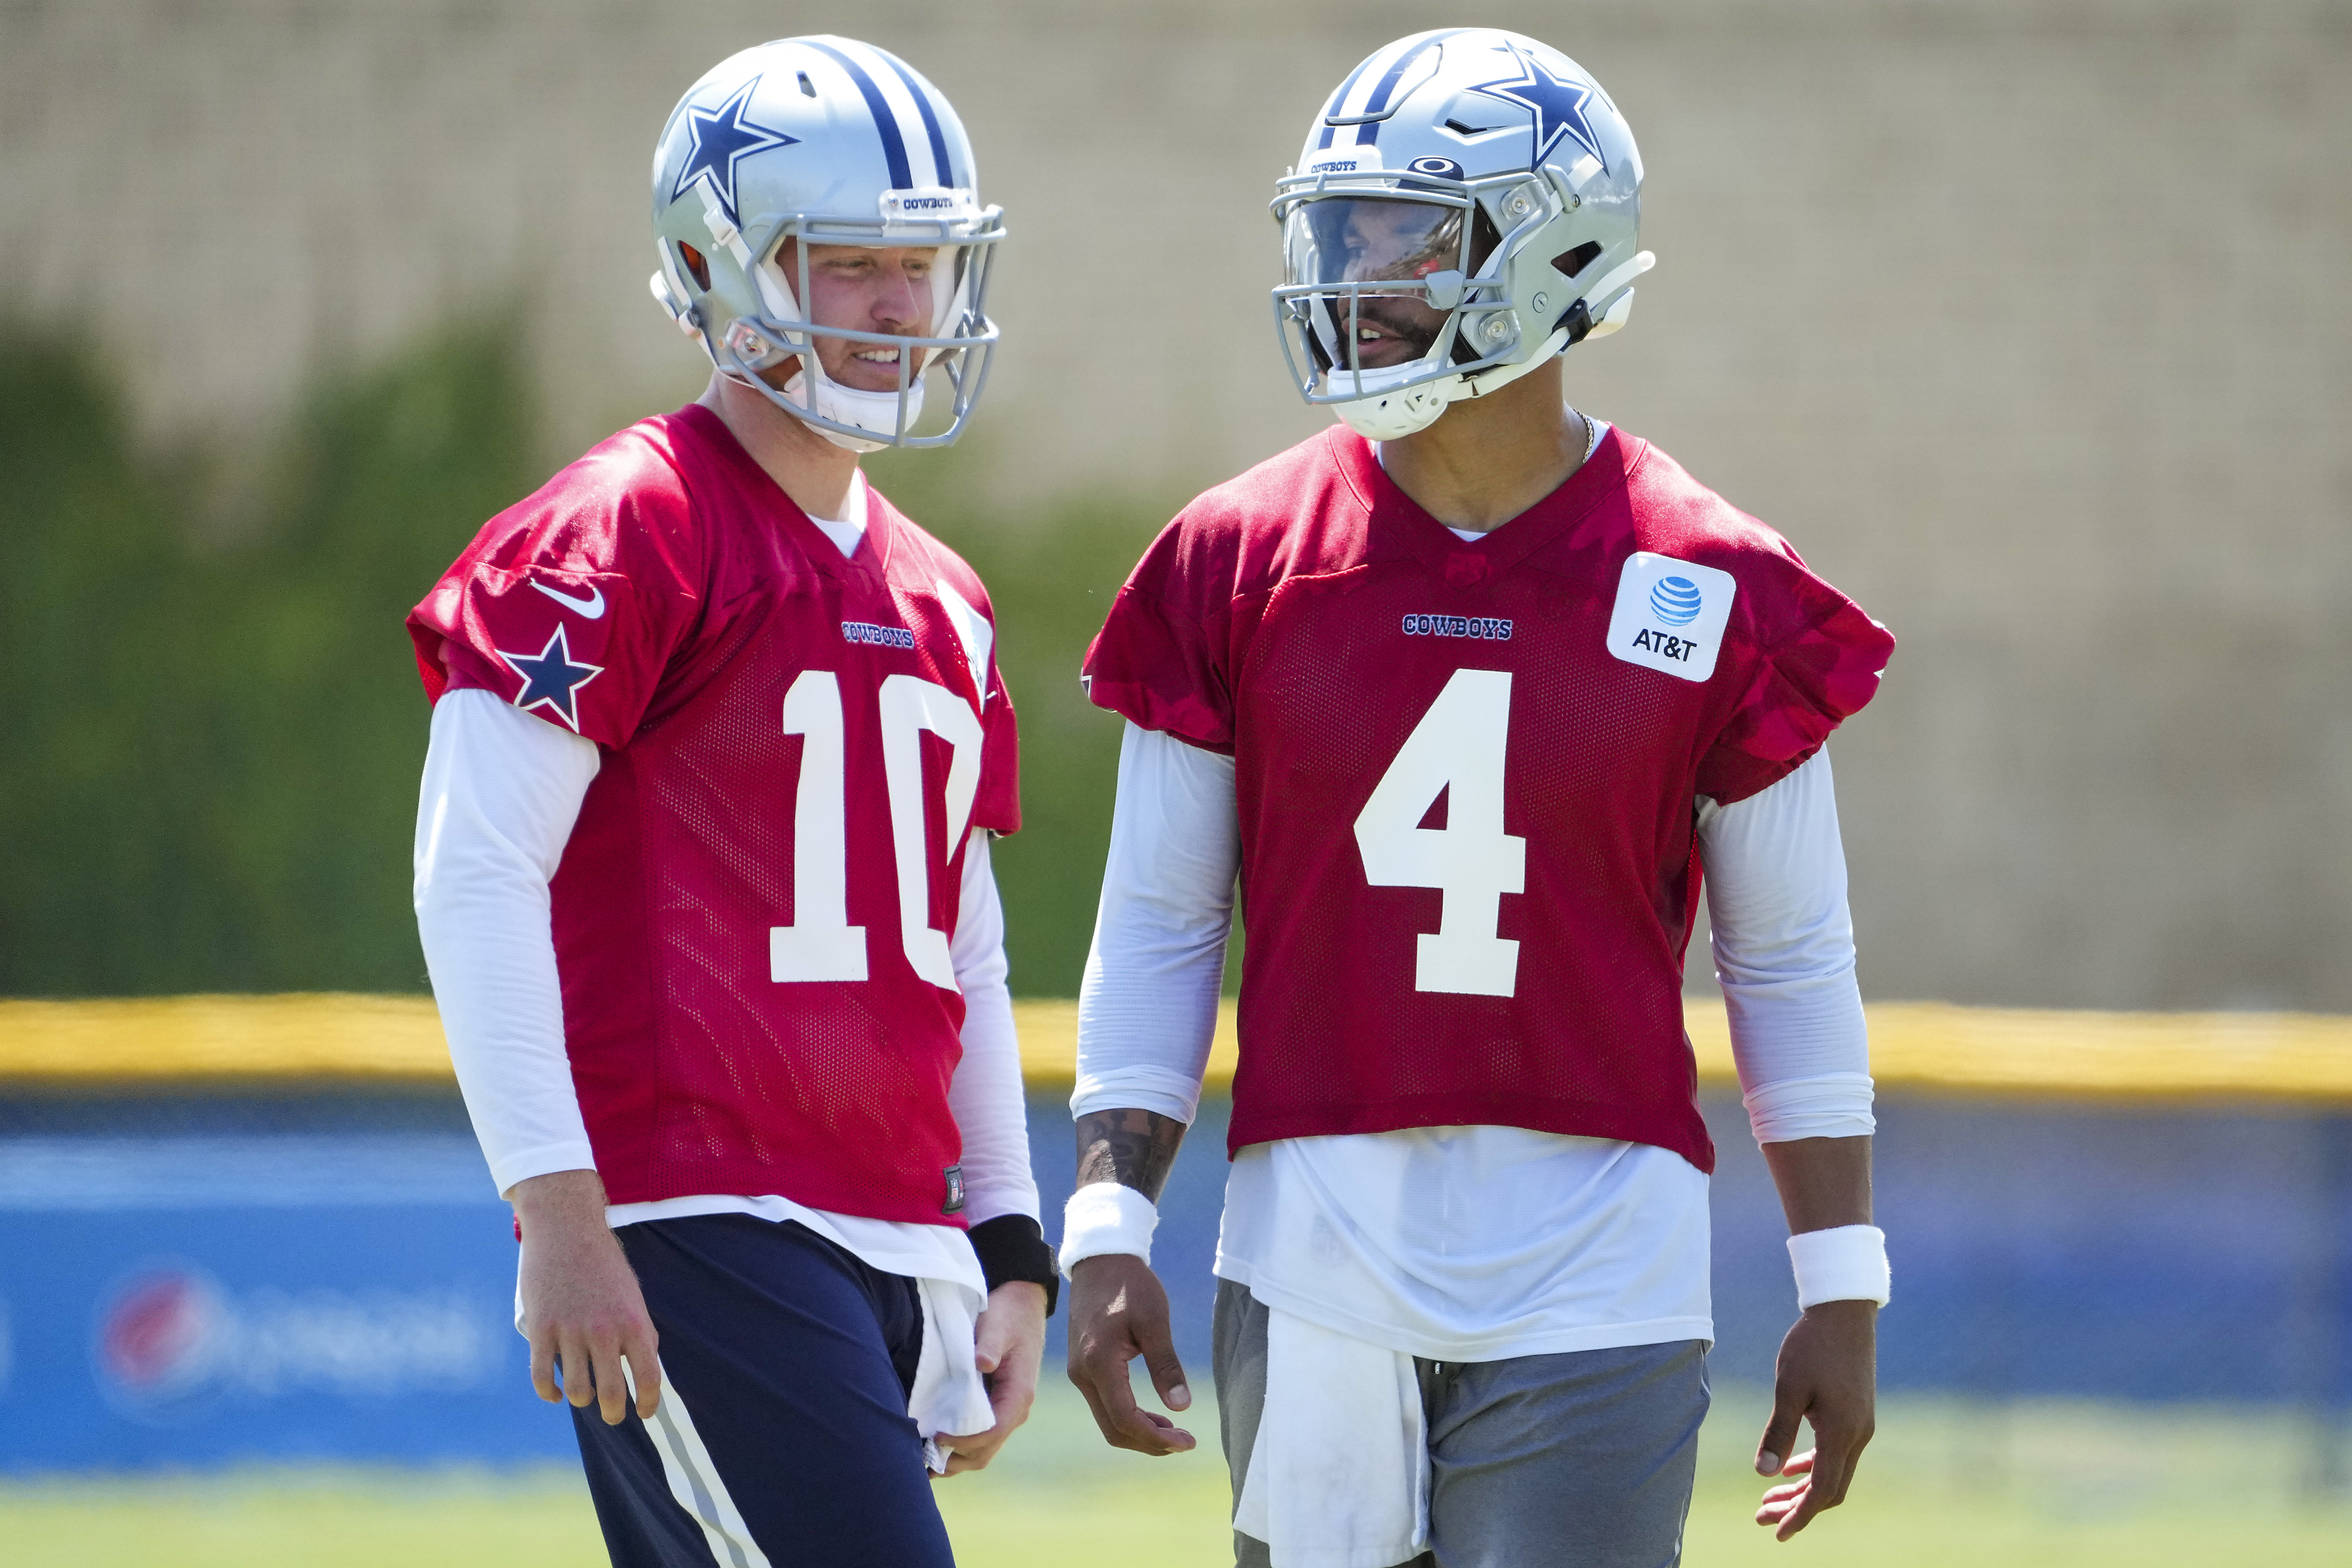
[569,1213,955,1568]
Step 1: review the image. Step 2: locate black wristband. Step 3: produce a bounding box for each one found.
[968,1213,1059,1317]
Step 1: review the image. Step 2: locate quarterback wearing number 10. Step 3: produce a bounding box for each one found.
[409,37,1055,1568]
[1064,29,1897,1568]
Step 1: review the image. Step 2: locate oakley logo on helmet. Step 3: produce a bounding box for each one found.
[670,78,800,227]
[1407,156,1466,179]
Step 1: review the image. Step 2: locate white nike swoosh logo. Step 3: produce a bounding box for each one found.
[531,579,606,619]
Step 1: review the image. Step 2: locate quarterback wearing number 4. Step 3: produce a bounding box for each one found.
[1066,29,1896,1568]
[408,37,1055,1568]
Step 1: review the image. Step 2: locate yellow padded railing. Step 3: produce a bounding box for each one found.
[2,994,2351,1103]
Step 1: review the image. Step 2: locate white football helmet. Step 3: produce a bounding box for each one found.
[648,37,1004,452]
[1272,29,1654,440]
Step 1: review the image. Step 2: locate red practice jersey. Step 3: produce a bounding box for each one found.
[409,404,1019,1223]
[1083,425,1890,1173]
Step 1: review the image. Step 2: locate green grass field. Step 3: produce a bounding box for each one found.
[4,1383,2346,1566]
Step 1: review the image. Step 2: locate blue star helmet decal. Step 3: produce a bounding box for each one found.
[498,625,604,733]
[1468,43,1607,172]
[671,77,799,227]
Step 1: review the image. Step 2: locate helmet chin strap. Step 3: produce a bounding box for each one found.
[1328,326,1571,441]
[779,361,927,455]
[719,356,925,455]
[1332,380,1448,441]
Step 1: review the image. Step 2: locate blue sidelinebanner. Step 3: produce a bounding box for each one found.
[0,994,2349,1470]
[0,1128,560,1468]
[1028,1092,2352,1411]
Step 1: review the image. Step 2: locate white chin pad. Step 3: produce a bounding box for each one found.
[781,363,928,453]
[1326,364,1454,440]
[1334,390,1448,441]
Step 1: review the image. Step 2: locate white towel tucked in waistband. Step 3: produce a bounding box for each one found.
[908,1275,995,1474]
[1234,1305,1429,1568]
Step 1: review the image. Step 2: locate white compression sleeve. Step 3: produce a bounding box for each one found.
[419,694,1035,1220]
[946,830,1039,1225]
[413,688,601,1195]
[1072,722,1240,1125]
[1696,749,1876,1144]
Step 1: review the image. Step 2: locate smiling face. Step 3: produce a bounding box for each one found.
[764,239,954,391]
[1306,198,1464,371]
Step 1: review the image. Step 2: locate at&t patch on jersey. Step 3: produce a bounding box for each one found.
[1606,552,1737,682]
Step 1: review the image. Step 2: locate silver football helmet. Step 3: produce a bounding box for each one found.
[648,37,1004,452]
[1273,29,1654,440]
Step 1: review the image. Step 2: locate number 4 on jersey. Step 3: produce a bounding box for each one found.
[1354,668,1527,997]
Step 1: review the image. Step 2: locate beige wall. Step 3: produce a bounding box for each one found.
[6,1,2348,1008]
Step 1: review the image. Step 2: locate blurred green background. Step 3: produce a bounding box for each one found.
[0,324,1164,999]
[8,0,2351,1011]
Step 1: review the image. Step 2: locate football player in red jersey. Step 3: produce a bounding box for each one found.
[1063,29,1894,1567]
[408,38,1053,1568]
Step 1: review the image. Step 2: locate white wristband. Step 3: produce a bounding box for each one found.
[1787,1224,1891,1308]
[1059,1182,1160,1277]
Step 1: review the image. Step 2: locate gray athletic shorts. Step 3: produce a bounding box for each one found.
[1214,1279,1708,1568]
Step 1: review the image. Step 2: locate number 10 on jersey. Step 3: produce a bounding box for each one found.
[1354,668,1527,997]
[770,668,982,991]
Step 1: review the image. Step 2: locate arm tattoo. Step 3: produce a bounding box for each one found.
[1074,1108,1188,1203]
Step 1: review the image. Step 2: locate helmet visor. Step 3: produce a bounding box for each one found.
[1281,197,1467,370]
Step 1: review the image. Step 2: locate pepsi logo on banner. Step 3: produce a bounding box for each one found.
[94,1267,232,1418]
[90,1263,500,1422]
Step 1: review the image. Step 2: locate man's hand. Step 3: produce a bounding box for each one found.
[1753,1135,1878,1539]
[511,1169,660,1427]
[1753,1298,1876,1540]
[934,1281,1049,1477]
[1067,1253,1195,1455]
[1066,1109,1193,1455]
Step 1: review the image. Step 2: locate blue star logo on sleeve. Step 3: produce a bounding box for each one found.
[670,77,799,227]
[1468,44,1607,171]
[497,625,604,734]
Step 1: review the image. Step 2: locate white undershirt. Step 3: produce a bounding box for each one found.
[802,469,870,558]
[1074,722,1872,1362]
[411,490,1033,1302]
